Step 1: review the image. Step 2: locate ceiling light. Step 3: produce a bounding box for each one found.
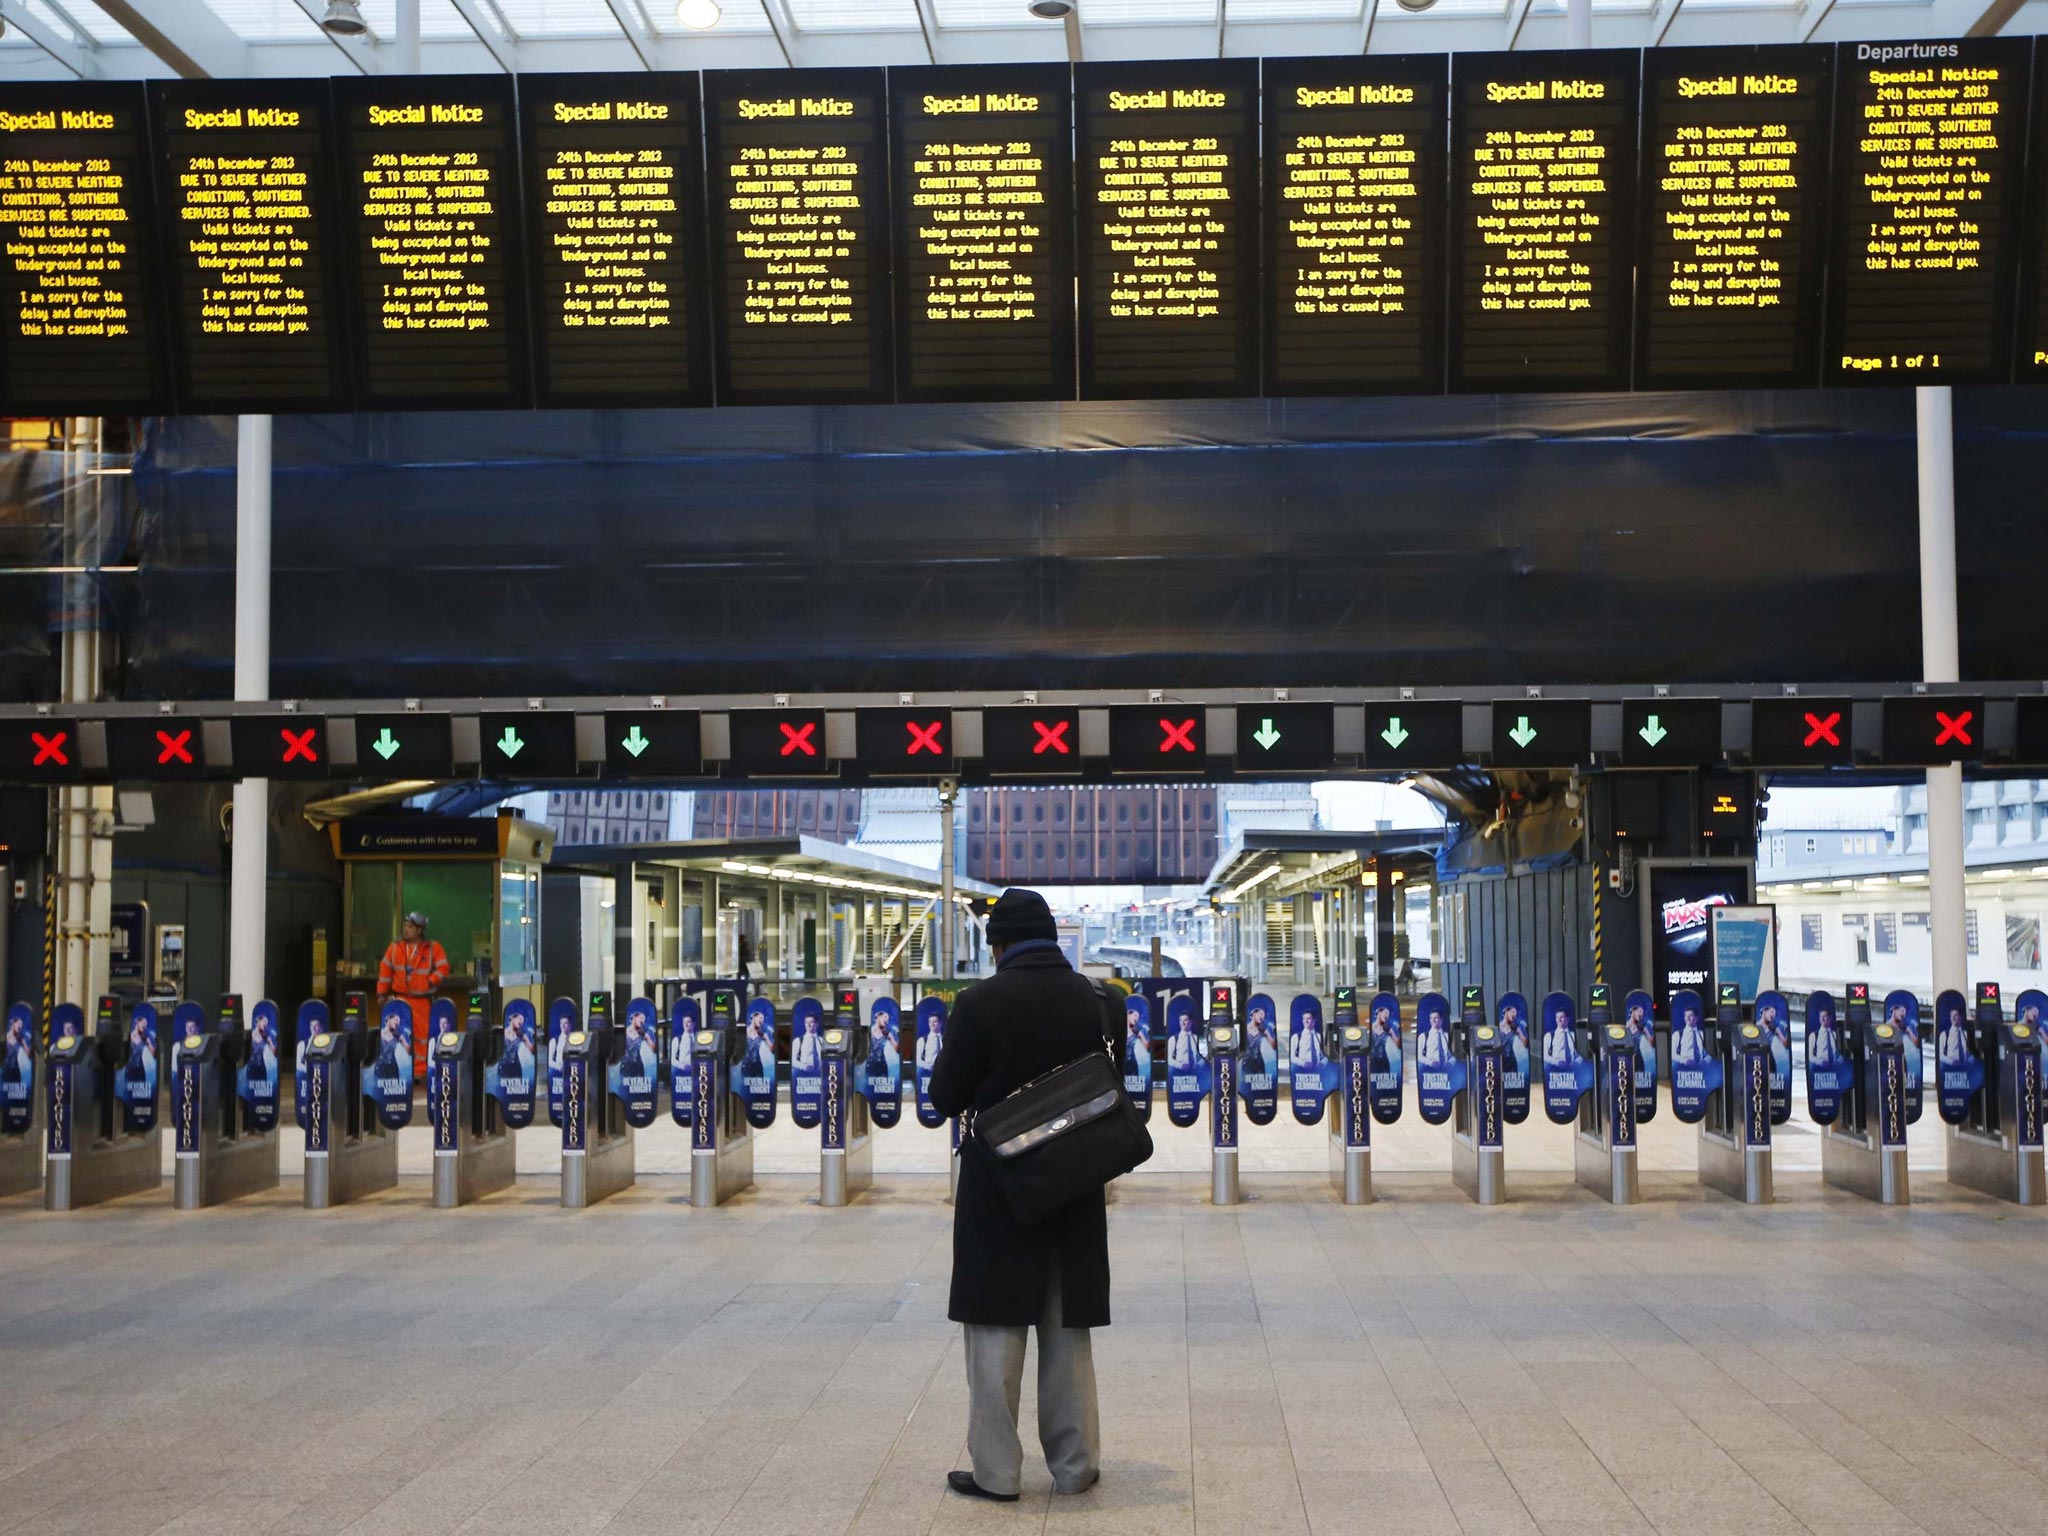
[1393,0,1436,9]
[677,0,722,28]
[1027,0,1074,14]
[321,0,370,35]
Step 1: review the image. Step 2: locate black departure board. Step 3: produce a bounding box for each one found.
[1076,60,1259,400]
[522,72,709,409]
[150,78,349,414]
[2014,37,2048,381]
[332,73,528,410]
[890,64,1073,403]
[1636,46,1831,390]
[1262,54,1447,396]
[0,82,168,415]
[1826,38,2030,386]
[705,68,891,406]
[1449,50,1638,393]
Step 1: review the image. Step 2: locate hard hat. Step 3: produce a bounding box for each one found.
[405,911,429,930]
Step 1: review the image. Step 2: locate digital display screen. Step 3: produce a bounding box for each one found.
[1262,54,1446,396]
[856,707,957,773]
[1490,699,1592,769]
[1076,60,1259,400]
[705,68,891,406]
[1880,694,1984,766]
[1635,46,1831,390]
[229,716,330,781]
[333,73,529,409]
[2014,37,2048,381]
[0,82,168,414]
[105,717,210,782]
[726,708,833,776]
[151,78,349,414]
[1826,37,2030,385]
[1362,701,1463,770]
[1647,864,1750,1004]
[604,710,701,778]
[1450,50,1638,392]
[980,707,1083,775]
[522,72,708,409]
[351,713,453,779]
[1234,703,1335,772]
[1619,697,1722,765]
[1749,696,1852,767]
[479,710,578,779]
[890,64,1072,402]
[0,717,83,784]
[1108,706,1208,773]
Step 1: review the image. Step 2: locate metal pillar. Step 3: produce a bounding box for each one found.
[394,0,422,75]
[1374,864,1396,993]
[939,777,957,977]
[1917,388,1967,1002]
[1566,0,1592,48]
[230,417,272,1006]
[56,417,110,1010]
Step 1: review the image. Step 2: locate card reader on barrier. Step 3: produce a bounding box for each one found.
[1821,983,1910,1205]
[1573,985,1640,1204]
[1205,982,1242,1207]
[688,989,756,1208]
[817,987,873,1207]
[1698,983,1773,1205]
[1,1001,44,1199]
[1945,982,2043,1206]
[1451,986,1506,1205]
[429,992,516,1208]
[303,992,398,1209]
[46,996,161,1211]
[560,994,635,1210]
[1328,987,1373,1206]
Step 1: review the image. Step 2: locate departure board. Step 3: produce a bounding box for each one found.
[0,82,168,414]
[890,64,1073,402]
[1636,46,1831,390]
[1449,50,1638,392]
[1263,54,1447,396]
[522,72,709,409]
[1076,60,1259,400]
[2012,37,2048,380]
[705,68,891,406]
[332,74,529,409]
[1825,38,2030,386]
[150,78,349,413]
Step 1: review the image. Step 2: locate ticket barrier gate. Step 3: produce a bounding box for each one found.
[1203,983,1243,1206]
[1698,985,1773,1206]
[818,991,873,1207]
[560,1001,634,1209]
[1573,987,1640,1205]
[170,995,281,1210]
[430,994,516,1208]
[1946,983,2043,1206]
[1327,990,1372,1206]
[687,991,756,1208]
[2,1003,42,1198]
[1821,984,1910,1205]
[47,997,161,1210]
[1451,989,1505,1205]
[303,994,399,1208]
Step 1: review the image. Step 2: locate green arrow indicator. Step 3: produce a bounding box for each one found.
[1508,716,1539,749]
[1638,714,1668,747]
[1380,717,1410,749]
[495,726,525,760]
[621,726,651,759]
[1252,717,1282,751]
[371,728,401,761]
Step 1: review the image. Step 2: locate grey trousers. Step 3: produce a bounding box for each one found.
[962,1269,1101,1496]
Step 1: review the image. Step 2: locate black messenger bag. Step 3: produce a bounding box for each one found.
[973,988,1154,1224]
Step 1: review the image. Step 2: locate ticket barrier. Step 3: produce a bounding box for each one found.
[1820,984,1910,1205]
[687,991,756,1208]
[818,989,873,1207]
[303,994,399,1209]
[430,994,516,1208]
[2,1003,42,1198]
[170,995,281,1210]
[560,1000,634,1209]
[1573,987,1640,1205]
[1946,983,2043,1206]
[47,997,160,1210]
[1204,983,1243,1206]
[1451,988,1506,1205]
[1698,985,1773,1206]
[1326,989,1372,1206]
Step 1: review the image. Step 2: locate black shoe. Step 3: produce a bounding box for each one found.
[947,1471,1019,1503]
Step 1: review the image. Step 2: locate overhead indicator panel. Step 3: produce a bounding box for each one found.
[981,707,1084,776]
[522,72,709,408]
[1362,701,1464,770]
[1450,50,1639,393]
[706,68,891,406]
[1262,54,1447,396]
[1076,60,1259,400]
[230,716,330,781]
[0,82,167,415]
[1108,706,1208,774]
[1880,695,1985,766]
[2013,696,2048,765]
[604,709,702,777]
[1635,46,1832,390]
[352,713,454,779]
[1826,37,2030,386]
[1234,703,1336,773]
[1489,700,1593,768]
[0,718,83,784]
[728,708,834,777]
[1620,698,1722,766]
[1750,696,1853,767]
[856,707,957,774]
[891,64,1073,403]
[106,717,208,782]
[333,74,528,409]
[479,711,578,779]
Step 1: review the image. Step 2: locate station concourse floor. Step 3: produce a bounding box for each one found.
[4,1111,2047,1536]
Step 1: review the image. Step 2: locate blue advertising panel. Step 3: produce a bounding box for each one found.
[1164,991,1207,1128]
[1287,993,1330,1126]
[1240,992,1280,1125]
[489,999,539,1129]
[238,999,281,1133]
[369,999,415,1129]
[1933,988,1978,1126]
[1473,1038,1504,1149]
[1623,989,1658,1122]
[1668,989,1720,1123]
[668,995,701,1128]
[46,1002,87,1154]
[428,1028,459,1155]
[788,996,823,1130]
[738,997,778,1129]
[1805,990,1850,1125]
[1539,991,1593,1124]
[563,1039,589,1154]
[546,996,578,1128]
[1754,990,1792,1125]
[2015,989,2045,1150]
[1738,1021,1771,1148]
[860,996,903,1127]
[1366,992,1402,1125]
[1,1003,34,1136]
[1606,1029,1637,1148]
[293,999,328,1131]
[1121,991,1154,1122]
[611,997,661,1128]
[914,996,948,1128]
[1496,992,1531,1124]
[171,1000,206,1157]
[120,1000,159,1133]
[1882,989,1924,1124]
[1414,992,1461,1125]
[1211,1042,1238,1150]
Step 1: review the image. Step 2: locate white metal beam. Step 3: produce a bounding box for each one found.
[450,0,519,72]
[1794,0,1836,42]
[1965,0,2027,32]
[911,0,942,64]
[90,0,247,77]
[288,0,380,72]
[1504,0,1535,50]
[2,1,98,77]
[601,0,660,68]
[760,0,799,66]
[1649,0,1684,45]
[1359,0,1381,54]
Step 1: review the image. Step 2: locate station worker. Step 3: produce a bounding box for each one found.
[928,887,1111,1504]
[377,910,450,1075]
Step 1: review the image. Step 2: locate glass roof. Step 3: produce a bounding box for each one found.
[784,0,923,32]
[642,0,778,35]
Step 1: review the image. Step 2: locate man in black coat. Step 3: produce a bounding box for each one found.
[928,888,1113,1503]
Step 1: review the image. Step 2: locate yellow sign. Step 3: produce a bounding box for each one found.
[55,1035,75,1051]
[312,1033,331,1049]
[1606,1025,1625,1040]
[696,1030,714,1046]
[2014,1024,2033,1040]
[1876,1024,1895,1041]
[823,1028,843,1046]
[439,1032,458,1048]
[567,1030,586,1047]
[183,1034,202,1050]
[1476,1025,1496,1042]
[1742,1024,1760,1040]
[1343,1026,1364,1043]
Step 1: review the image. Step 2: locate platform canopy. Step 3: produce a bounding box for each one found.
[549,832,999,904]
[1203,827,1443,904]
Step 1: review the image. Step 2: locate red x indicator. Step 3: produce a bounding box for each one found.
[1158,717,1198,754]
[1934,710,1974,747]
[280,728,320,764]
[155,729,194,766]
[1032,719,1071,756]
[779,721,818,758]
[1802,711,1842,748]
[30,730,68,767]
[904,720,944,756]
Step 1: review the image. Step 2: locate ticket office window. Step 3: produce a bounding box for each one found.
[342,860,499,985]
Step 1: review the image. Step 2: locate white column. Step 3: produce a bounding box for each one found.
[939,779,957,977]
[1917,386,1967,997]
[394,0,422,75]
[1565,0,1592,49]
[229,416,273,1005]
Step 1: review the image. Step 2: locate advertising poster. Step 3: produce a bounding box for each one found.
[237,1000,281,1133]
[171,1001,206,1159]
[1121,991,1154,1122]
[1239,992,1280,1125]
[788,996,823,1130]
[293,1000,329,1131]
[1623,989,1658,1122]
[1882,989,1924,1124]
[732,996,776,1129]
[1710,905,1778,1001]
[1647,865,1747,1004]
[914,997,948,1128]
[47,1002,87,1153]
[1497,992,1531,1123]
[1753,989,1792,1124]
[1414,992,1462,1125]
[119,1001,160,1134]
[860,996,903,1127]
[2015,990,2046,1148]
[2,1003,35,1136]
[667,995,700,1128]
[1287,993,1329,1126]
[490,999,538,1129]
[1804,990,1850,1125]
[1164,991,1207,1128]
[369,999,415,1129]
[1365,992,1403,1125]
[1540,991,1593,1123]
[612,997,661,1128]
[1668,988,1720,1123]
[546,996,578,1128]
[1933,988,1978,1126]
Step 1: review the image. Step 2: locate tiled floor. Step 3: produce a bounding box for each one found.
[3,1153,2045,1536]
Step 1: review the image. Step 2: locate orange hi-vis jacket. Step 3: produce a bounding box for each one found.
[378,938,450,1001]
